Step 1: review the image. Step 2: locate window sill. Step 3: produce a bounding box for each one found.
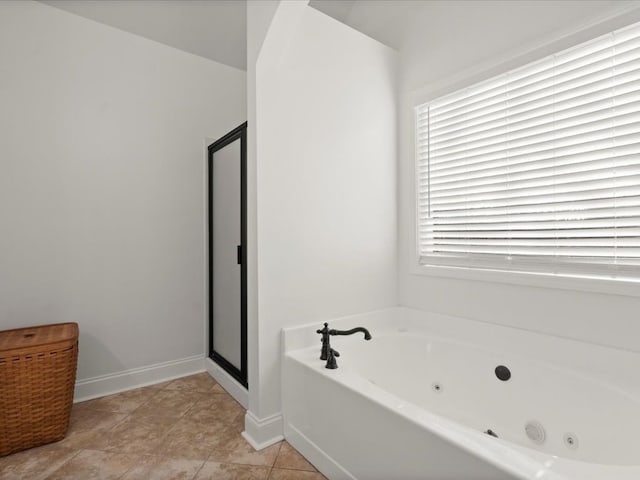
[411,261,640,298]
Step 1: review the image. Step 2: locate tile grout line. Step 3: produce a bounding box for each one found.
[186,458,207,480]
[268,440,285,479]
[42,448,83,480]
[114,450,140,480]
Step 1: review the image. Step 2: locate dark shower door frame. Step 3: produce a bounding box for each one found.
[207,122,248,388]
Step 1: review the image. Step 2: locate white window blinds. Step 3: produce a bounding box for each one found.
[416,20,640,275]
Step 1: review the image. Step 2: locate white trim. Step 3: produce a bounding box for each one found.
[204,357,249,409]
[411,262,640,298]
[74,354,205,403]
[285,423,356,480]
[241,410,284,450]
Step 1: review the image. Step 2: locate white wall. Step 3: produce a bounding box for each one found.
[246,0,397,443]
[398,1,640,353]
[0,1,246,396]
[245,0,280,433]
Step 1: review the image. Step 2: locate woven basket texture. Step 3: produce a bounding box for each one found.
[0,323,78,456]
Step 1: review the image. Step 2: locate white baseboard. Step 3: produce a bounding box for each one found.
[74,354,205,402]
[204,357,248,409]
[285,423,356,480]
[242,410,284,450]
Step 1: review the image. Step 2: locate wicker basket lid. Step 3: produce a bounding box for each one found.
[0,323,79,353]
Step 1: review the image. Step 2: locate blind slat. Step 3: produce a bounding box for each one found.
[430,227,640,239]
[427,119,640,166]
[428,161,640,197]
[418,206,640,225]
[428,183,640,211]
[419,143,639,176]
[430,100,640,156]
[425,132,640,176]
[430,217,640,231]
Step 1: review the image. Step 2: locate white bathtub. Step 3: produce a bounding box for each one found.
[281,307,640,480]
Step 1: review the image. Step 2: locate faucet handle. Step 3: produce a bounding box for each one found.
[316,322,329,335]
[325,348,339,369]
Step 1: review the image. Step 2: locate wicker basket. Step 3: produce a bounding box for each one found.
[0,323,79,456]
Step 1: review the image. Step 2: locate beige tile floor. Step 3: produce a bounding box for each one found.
[0,373,327,480]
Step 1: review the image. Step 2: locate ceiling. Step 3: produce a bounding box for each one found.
[39,0,247,70]
[40,0,410,72]
[310,0,639,55]
[309,0,419,50]
[38,0,431,71]
[39,0,637,75]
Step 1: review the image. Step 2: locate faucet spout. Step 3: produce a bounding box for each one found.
[329,327,372,340]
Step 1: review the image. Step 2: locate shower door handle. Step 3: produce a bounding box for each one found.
[237,245,242,265]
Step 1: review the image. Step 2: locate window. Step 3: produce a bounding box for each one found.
[416,20,640,279]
